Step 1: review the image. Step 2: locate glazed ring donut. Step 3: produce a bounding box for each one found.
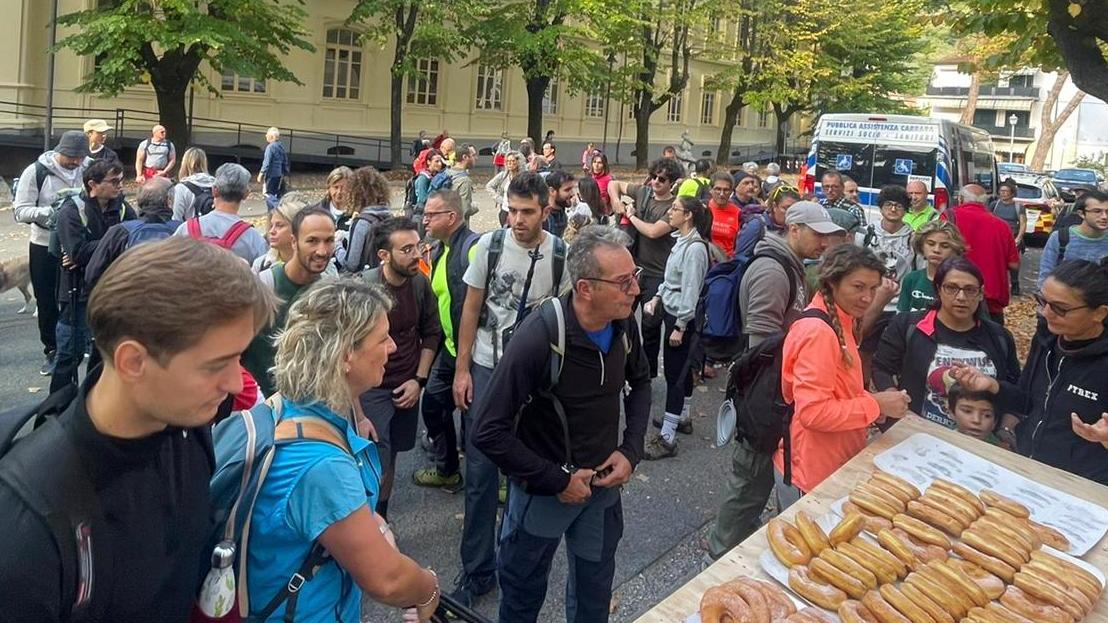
[999,585,1075,623]
[871,470,921,501]
[768,518,813,567]
[982,508,1040,546]
[951,541,1016,583]
[848,536,908,578]
[1028,550,1103,601]
[843,501,894,534]
[929,559,990,607]
[916,565,977,614]
[1028,519,1071,552]
[810,556,868,599]
[700,585,753,623]
[837,541,898,585]
[1012,571,1086,619]
[929,479,985,514]
[720,579,771,623]
[747,578,798,620]
[789,564,848,611]
[893,528,947,563]
[861,590,911,623]
[829,513,865,546]
[850,489,900,521]
[892,513,951,549]
[904,571,967,618]
[795,510,832,555]
[785,607,836,623]
[839,600,880,623]
[986,602,1037,623]
[905,500,963,536]
[856,482,908,512]
[961,528,1027,568]
[897,581,955,623]
[1017,566,1094,615]
[979,489,1030,519]
[917,491,976,528]
[819,548,878,589]
[970,514,1034,553]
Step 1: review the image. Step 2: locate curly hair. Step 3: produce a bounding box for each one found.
[817,245,886,367]
[911,219,966,257]
[346,166,391,209]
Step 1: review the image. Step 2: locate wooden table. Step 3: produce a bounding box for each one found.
[633,414,1108,622]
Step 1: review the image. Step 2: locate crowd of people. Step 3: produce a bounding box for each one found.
[1,121,1107,623]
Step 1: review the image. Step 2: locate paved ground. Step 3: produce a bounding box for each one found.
[0,180,1047,622]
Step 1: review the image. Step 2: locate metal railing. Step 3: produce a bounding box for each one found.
[926,85,1040,98]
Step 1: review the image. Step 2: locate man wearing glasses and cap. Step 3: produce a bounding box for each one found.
[83,119,118,163]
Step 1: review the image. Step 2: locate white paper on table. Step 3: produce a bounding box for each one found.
[872,432,1108,556]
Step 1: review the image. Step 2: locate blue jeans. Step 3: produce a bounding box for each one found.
[50,302,90,393]
[459,363,498,583]
[498,481,624,623]
[264,176,284,211]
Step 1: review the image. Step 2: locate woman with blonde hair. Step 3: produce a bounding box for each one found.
[172,147,215,219]
[897,219,965,312]
[342,166,394,273]
[245,278,440,622]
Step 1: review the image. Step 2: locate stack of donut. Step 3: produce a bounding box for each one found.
[699,575,811,622]
[762,473,1103,623]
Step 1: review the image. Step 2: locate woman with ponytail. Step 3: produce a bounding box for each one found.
[774,245,910,495]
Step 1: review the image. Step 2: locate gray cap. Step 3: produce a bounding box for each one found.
[785,201,845,234]
[54,130,88,158]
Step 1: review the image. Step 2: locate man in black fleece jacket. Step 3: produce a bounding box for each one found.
[473,225,651,623]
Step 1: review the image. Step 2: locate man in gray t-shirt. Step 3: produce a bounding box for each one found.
[135,125,177,181]
[173,163,267,264]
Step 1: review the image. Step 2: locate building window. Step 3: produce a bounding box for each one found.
[323,28,362,100]
[758,108,771,128]
[711,17,722,33]
[407,58,440,106]
[474,64,503,111]
[585,86,606,119]
[542,77,560,115]
[1008,74,1034,88]
[667,89,684,123]
[221,71,266,94]
[701,90,716,125]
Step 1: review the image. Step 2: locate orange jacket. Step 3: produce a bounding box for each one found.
[773,296,880,492]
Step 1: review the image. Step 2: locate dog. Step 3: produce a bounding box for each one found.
[0,255,34,314]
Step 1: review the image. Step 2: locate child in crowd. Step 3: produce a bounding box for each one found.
[948,383,1008,449]
[898,220,966,312]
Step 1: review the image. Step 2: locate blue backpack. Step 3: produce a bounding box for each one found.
[697,250,796,340]
[428,170,455,192]
[121,219,181,249]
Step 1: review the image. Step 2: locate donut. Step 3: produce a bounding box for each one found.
[843,501,894,534]
[819,548,878,589]
[856,482,908,512]
[897,581,955,623]
[892,514,951,549]
[928,479,985,514]
[839,600,880,623]
[999,585,1075,623]
[1028,550,1103,601]
[785,607,836,623]
[830,513,865,546]
[951,541,1016,583]
[947,558,1005,600]
[847,536,908,578]
[986,602,1037,623]
[700,585,753,623]
[720,579,771,623]
[966,606,1004,623]
[850,489,900,520]
[929,559,990,607]
[915,565,977,614]
[747,578,798,620]
[982,508,1040,547]
[1016,565,1094,615]
[970,514,1034,553]
[892,528,947,563]
[917,490,977,527]
[861,590,911,623]
[871,471,921,501]
[836,541,898,585]
[904,571,967,618]
[961,528,1027,568]
[979,489,1030,519]
[905,500,963,536]
[789,564,848,611]
[768,518,813,567]
[810,556,868,599]
[878,584,935,623]
[1012,571,1086,619]
[795,510,832,555]
[1028,519,1071,552]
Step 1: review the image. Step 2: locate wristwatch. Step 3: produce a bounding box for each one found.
[415,376,428,388]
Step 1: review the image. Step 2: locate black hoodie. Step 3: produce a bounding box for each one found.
[1016,324,1108,485]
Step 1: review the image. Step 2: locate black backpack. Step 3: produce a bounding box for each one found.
[1056,226,1071,265]
[403,175,419,217]
[725,308,832,486]
[479,228,567,329]
[693,178,712,204]
[181,181,214,218]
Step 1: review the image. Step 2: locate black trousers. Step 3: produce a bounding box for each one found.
[420,351,461,476]
[662,312,697,415]
[636,274,664,378]
[29,242,58,356]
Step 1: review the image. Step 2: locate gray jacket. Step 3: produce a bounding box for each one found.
[446,167,475,217]
[171,173,216,220]
[13,152,87,247]
[738,231,809,347]
[657,229,710,330]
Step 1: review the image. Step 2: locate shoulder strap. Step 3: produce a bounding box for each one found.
[753,250,799,311]
[480,229,507,326]
[182,181,201,195]
[1057,226,1070,263]
[274,418,351,454]
[220,220,252,249]
[258,267,276,291]
[529,298,572,468]
[551,236,567,295]
[35,161,50,194]
[186,217,202,239]
[798,307,833,327]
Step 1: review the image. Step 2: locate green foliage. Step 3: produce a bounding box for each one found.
[347,1,463,78]
[1072,154,1108,177]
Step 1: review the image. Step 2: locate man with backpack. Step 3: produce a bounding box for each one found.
[134,124,176,181]
[413,190,479,493]
[13,130,89,376]
[707,202,842,561]
[544,169,576,237]
[85,177,180,289]
[51,160,136,394]
[442,143,477,220]
[0,236,276,622]
[473,225,651,623]
[676,158,713,202]
[1038,189,1108,290]
[174,163,268,264]
[450,172,571,607]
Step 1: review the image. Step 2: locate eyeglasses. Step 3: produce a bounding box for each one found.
[941,283,982,299]
[422,210,453,219]
[1033,292,1089,316]
[881,201,906,211]
[650,174,671,184]
[584,267,643,294]
[102,176,124,186]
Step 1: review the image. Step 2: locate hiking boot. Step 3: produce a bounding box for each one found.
[412,468,464,493]
[40,352,56,376]
[643,435,678,460]
[651,416,693,435]
[448,574,496,609]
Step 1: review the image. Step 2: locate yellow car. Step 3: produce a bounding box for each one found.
[1013,177,1064,247]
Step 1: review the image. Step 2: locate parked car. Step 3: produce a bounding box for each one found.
[1052,167,1105,195]
[998,162,1028,176]
[1008,173,1067,247]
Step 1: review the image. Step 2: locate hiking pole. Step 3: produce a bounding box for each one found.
[69,278,81,389]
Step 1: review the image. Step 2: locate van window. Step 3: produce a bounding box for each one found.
[872,145,937,188]
[816,141,874,187]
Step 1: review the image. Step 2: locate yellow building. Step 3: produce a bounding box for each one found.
[1,0,803,166]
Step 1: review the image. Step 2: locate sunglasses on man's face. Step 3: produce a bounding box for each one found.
[650,174,671,184]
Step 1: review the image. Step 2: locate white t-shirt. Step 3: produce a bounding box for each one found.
[463,230,571,368]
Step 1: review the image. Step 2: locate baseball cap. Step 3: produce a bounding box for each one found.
[83,119,112,133]
[785,201,845,234]
[54,130,89,158]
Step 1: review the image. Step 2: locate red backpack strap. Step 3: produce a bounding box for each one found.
[186,217,203,239]
[219,220,253,250]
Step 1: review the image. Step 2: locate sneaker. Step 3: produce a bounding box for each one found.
[412,468,463,493]
[651,416,693,435]
[39,352,56,376]
[643,434,678,460]
[448,574,496,609]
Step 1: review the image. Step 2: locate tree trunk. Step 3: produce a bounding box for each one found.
[153,82,189,151]
[1046,5,1108,106]
[524,75,549,145]
[634,96,652,170]
[773,103,788,158]
[959,72,981,126]
[389,68,404,170]
[716,88,745,165]
[1030,73,1084,171]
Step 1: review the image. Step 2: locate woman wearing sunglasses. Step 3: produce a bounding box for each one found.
[734,184,801,258]
[872,257,1021,432]
[952,258,1108,484]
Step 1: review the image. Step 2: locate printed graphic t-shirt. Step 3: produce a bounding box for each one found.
[921,323,997,428]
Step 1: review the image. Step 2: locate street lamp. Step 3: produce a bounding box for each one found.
[1009,113,1018,163]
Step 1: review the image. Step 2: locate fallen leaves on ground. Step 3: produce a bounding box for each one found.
[1006,294,1038,364]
